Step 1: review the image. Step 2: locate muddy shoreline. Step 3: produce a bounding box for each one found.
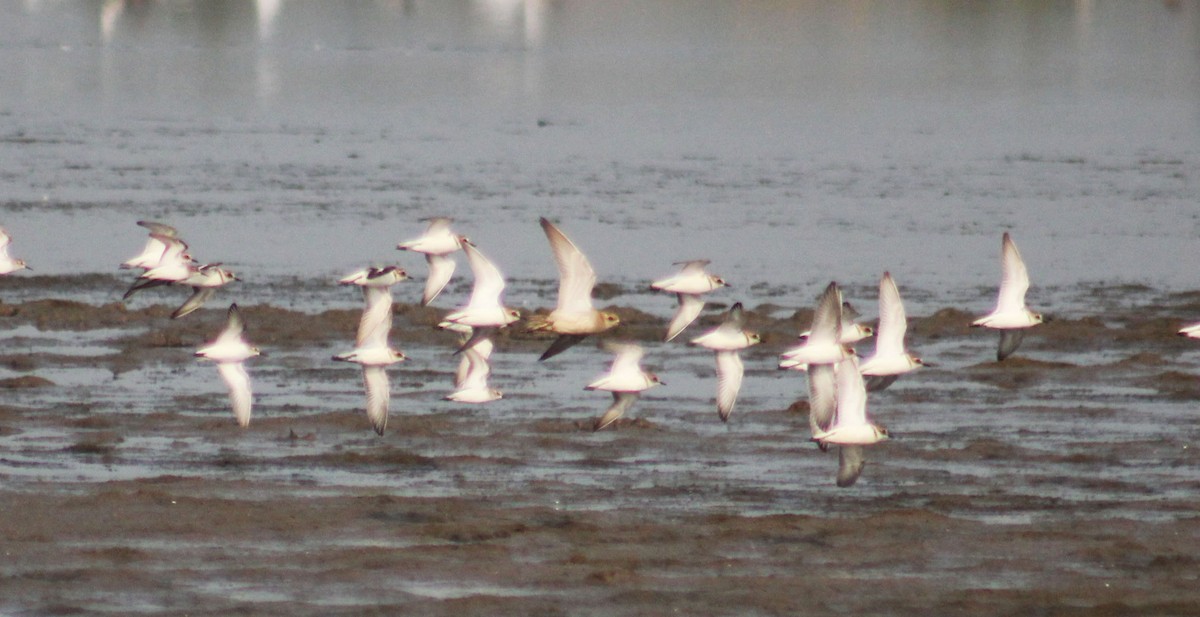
[1,284,1199,615]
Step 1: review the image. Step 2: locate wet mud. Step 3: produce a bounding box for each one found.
[1,283,1199,615]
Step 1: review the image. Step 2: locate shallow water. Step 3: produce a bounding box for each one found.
[2,1,1200,615]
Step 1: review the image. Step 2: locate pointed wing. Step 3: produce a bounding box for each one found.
[807,282,843,346]
[216,304,247,346]
[0,227,10,257]
[539,334,588,362]
[833,356,867,428]
[841,301,861,322]
[216,362,252,427]
[864,375,900,392]
[664,293,704,342]
[356,287,393,349]
[540,218,597,314]
[724,302,747,330]
[875,272,908,358]
[137,220,179,237]
[363,365,390,436]
[996,232,1030,313]
[807,363,837,436]
[462,241,507,310]
[422,253,456,306]
[594,391,638,431]
[836,445,866,487]
[172,287,216,320]
[715,350,743,422]
[997,329,1026,361]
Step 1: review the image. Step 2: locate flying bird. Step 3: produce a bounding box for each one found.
[651,259,729,342]
[779,282,854,370]
[334,266,409,435]
[810,356,890,487]
[690,302,760,421]
[972,232,1044,360]
[0,226,28,275]
[170,264,239,319]
[529,218,620,361]
[121,221,180,271]
[586,342,662,431]
[442,238,520,352]
[396,217,463,306]
[444,346,503,404]
[194,304,260,427]
[857,272,929,391]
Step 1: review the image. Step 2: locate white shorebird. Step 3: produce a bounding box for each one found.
[171,264,239,319]
[651,259,729,342]
[810,356,889,487]
[334,266,408,435]
[530,218,620,361]
[858,272,930,391]
[194,304,260,427]
[0,226,29,275]
[444,347,503,404]
[443,238,520,351]
[123,234,194,298]
[121,221,180,271]
[972,232,1044,360]
[798,302,873,345]
[438,321,502,403]
[1178,323,1200,339]
[779,282,854,370]
[586,342,663,431]
[691,302,760,422]
[439,321,493,387]
[396,217,463,306]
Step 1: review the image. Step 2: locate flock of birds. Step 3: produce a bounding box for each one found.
[2,219,1193,487]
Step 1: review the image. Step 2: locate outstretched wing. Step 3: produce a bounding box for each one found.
[216,362,252,427]
[664,293,704,342]
[540,218,596,314]
[875,272,908,358]
[807,363,837,437]
[807,282,843,346]
[996,232,1030,313]
[836,445,866,487]
[715,350,743,422]
[363,365,390,436]
[594,391,638,431]
[423,253,456,306]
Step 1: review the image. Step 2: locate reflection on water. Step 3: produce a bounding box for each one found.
[8,1,1198,123]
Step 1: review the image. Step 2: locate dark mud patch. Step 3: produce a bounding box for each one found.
[64,430,124,456]
[964,357,1080,389]
[1138,370,1200,400]
[0,375,54,388]
[285,448,438,470]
